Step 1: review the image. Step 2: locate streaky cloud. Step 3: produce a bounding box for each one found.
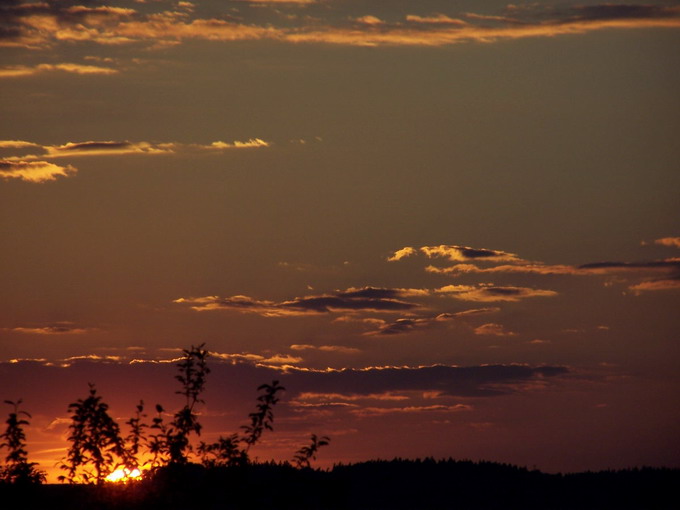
[174,286,421,316]
[629,278,680,293]
[436,284,558,302]
[9,322,92,335]
[0,62,118,78]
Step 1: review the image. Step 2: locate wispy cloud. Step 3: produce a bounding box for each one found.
[0,62,118,78]
[9,322,92,335]
[0,138,270,182]
[290,344,361,354]
[425,263,579,276]
[8,138,270,160]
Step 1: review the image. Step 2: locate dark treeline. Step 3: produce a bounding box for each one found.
[0,459,677,509]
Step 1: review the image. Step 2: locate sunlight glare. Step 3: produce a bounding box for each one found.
[105,468,142,483]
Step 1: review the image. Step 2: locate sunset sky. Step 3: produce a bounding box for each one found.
[1,0,679,481]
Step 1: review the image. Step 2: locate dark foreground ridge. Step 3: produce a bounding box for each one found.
[1,459,677,510]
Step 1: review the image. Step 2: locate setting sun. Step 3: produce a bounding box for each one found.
[105,468,142,483]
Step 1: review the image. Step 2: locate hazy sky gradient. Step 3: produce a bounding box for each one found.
[1,0,679,481]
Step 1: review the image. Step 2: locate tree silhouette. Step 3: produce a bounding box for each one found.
[165,343,210,464]
[0,399,45,485]
[59,384,126,484]
[33,344,330,484]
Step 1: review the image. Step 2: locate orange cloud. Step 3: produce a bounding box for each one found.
[284,16,680,47]
[389,244,522,263]
[473,323,518,337]
[4,2,679,50]
[354,16,384,26]
[629,279,680,293]
[10,322,91,335]
[387,246,417,262]
[0,63,118,78]
[436,284,558,302]
[290,344,361,354]
[426,259,680,278]
[0,140,41,149]
[296,392,409,402]
[654,237,680,249]
[405,14,468,26]
[37,139,269,158]
[426,263,578,276]
[0,159,76,183]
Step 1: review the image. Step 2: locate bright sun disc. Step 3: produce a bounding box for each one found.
[105,468,142,483]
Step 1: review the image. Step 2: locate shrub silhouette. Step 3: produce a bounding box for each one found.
[293,434,330,469]
[0,399,45,485]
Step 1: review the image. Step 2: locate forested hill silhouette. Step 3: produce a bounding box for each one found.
[0,459,677,509]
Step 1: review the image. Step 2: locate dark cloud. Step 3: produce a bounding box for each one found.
[176,287,421,316]
[578,260,680,271]
[391,245,522,263]
[365,308,496,336]
[54,141,133,152]
[283,294,416,313]
[285,364,568,398]
[10,322,91,335]
[565,5,680,23]
[337,287,405,299]
[436,285,558,302]
[0,358,570,414]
